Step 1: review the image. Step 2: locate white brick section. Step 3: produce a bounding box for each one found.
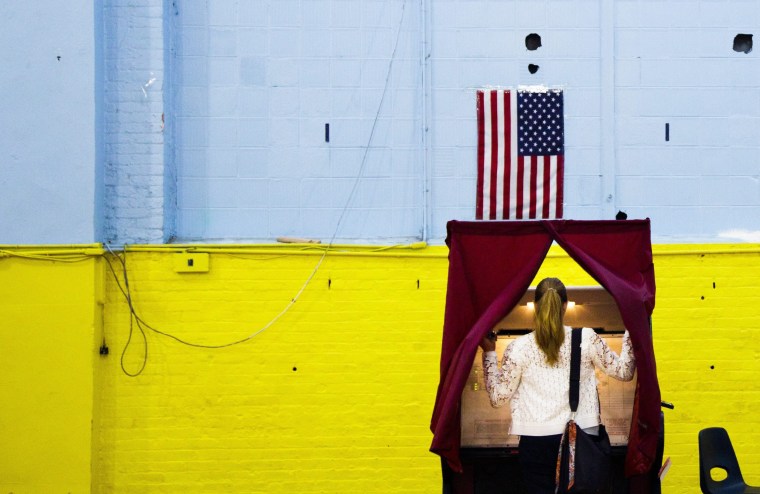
[104,0,173,244]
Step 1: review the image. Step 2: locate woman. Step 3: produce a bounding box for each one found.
[479,277,636,494]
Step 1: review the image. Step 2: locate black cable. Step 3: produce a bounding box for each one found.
[101,1,411,375]
[104,244,282,376]
[103,249,147,376]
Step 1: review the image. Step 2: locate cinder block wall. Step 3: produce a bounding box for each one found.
[89,243,760,493]
[2,244,759,492]
[92,246,448,493]
[650,244,760,488]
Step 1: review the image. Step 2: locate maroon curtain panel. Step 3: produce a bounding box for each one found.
[430,220,660,490]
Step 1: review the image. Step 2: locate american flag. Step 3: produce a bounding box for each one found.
[476,88,564,220]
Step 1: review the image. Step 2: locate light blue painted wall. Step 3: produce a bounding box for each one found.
[2,0,759,244]
[167,0,760,244]
[172,0,425,242]
[0,2,99,244]
[615,0,760,242]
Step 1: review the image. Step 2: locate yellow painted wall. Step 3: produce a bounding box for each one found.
[2,243,759,493]
[0,249,102,493]
[92,246,448,493]
[534,244,760,491]
[650,245,760,491]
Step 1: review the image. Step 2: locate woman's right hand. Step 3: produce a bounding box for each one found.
[479,331,497,352]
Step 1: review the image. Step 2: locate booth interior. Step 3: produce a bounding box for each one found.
[444,286,664,494]
[448,285,642,493]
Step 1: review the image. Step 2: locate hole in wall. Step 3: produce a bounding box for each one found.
[525,33,542,50]
[528,64,540,74]
[733,34,753,54]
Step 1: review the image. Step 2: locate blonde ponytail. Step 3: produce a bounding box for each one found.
[533,279,567,365]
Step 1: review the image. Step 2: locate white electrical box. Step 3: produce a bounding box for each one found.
[173,253,210,273]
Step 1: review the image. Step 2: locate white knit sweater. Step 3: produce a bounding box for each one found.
[482,326,635,436]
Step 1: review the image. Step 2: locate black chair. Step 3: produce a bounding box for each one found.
[699,427,760,494]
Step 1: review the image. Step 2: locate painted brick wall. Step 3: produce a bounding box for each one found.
[104,0,173,244]
[93,246,447,492]
[2,243,759,492]
[172,0,425,242]
[84,244,760,493]
[164,0,760,244]
[430,0,607,231]
[3,0,759,245]
[614,0,760,242]
[651,245,760,489]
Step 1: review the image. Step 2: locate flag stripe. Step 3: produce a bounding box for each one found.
[542,156,552,219]
[535,156,545,218]
[483,93,492,219]
[495,91,506,218]
[475,91,485,220]
[556,154,564,218]
[515,157,524,219]
[523,157,531,219]
[502,91,512,219]
[489,91,499,219]
[508,91,518,219]
[529,155,538,218]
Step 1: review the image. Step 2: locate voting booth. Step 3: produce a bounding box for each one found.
[430,220,663,494]
[461,286,636,450]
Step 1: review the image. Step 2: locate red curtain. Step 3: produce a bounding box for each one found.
[430,220,660,488]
